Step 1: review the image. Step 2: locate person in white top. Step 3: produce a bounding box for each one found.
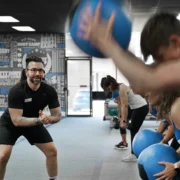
[101,75,148,162]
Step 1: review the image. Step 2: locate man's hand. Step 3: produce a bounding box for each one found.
[39,110,52,124]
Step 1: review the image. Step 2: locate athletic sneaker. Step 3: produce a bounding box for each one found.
[114,142,128,150]
[122,153,137,162]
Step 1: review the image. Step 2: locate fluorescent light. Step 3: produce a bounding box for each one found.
[177,14,180,20]
[0,16,19,22]
[12,26,35,32]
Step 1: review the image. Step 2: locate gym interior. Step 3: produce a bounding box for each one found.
[0,0,179,180]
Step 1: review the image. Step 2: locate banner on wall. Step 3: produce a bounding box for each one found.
[0,88,10,111]
[0,70,21,111]
[0,35,13,42]
[17,35,41,47]
[0,33,65,112]
[40,33,57,48]
[0,43,10,66]
[0,70,21,85]
[16,34,57,48]
[0,94,8,111]
[20,48,52,73]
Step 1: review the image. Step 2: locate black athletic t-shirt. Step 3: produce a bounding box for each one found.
[0,81,60,126]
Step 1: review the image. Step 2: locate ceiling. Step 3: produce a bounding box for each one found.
[0,0,74,33]
[0,0,180,33]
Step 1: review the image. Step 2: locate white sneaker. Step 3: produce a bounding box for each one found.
[122,153,137,162]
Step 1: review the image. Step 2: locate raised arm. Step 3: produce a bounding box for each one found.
[78,2,180,94]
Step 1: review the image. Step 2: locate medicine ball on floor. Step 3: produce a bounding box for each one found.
[138,144,180,180]
[108,108,118,116]
[132,129,163,157]
[70,0,132,57]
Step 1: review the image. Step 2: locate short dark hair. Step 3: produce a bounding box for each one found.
[101,75,119,92]
[26,56,44,68]
[100,77,106,89]
[140,12,180,61]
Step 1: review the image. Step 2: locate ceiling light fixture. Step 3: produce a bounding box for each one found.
[0,16,19,22]
[12,26,36,32]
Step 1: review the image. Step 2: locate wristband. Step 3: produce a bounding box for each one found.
[174,162,180,174]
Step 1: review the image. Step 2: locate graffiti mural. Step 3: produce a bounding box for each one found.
[0,33,65,113]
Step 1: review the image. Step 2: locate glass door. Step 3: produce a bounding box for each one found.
[65,57,92,116]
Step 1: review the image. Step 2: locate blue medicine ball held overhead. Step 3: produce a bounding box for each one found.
[70,0,132,58]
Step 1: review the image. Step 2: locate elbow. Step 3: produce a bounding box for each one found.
[12,119,20,127]
[56,118,61,123]
[11,116,23,127]
[53,115,61,123]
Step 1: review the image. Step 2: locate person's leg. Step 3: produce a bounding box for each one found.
[121,106,132,145]
[121,133,127,144]
[129,105,149,154]
[115,128,128,149]
[0,145,13,180]
[122,105,148,161]
[23,125,57,179]
[120,128,127,144]
[0,125,19,180]
[35,142,58,179]
[115,106,132,149]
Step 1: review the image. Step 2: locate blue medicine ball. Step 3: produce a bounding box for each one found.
[70,0,132,58]
[138,144,180,180]
[132,129,163,157]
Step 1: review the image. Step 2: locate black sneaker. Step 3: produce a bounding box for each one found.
[115,142,128,150]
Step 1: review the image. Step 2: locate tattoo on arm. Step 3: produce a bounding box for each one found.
[50,111,61,124]
[18,117,41,127]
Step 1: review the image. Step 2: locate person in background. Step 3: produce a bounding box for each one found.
[111,89,132,150]
[101,75,148,162]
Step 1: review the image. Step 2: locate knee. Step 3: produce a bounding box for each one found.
[0,154,9,165]
[46,146,58,158]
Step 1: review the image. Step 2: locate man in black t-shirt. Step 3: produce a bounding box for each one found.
[0,56,61,180]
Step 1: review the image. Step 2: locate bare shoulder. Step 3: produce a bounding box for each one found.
[170,97,180,128]
[171,97,180,114]
[119,84,129,92]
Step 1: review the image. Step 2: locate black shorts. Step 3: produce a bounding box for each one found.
[0,124,53,145]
